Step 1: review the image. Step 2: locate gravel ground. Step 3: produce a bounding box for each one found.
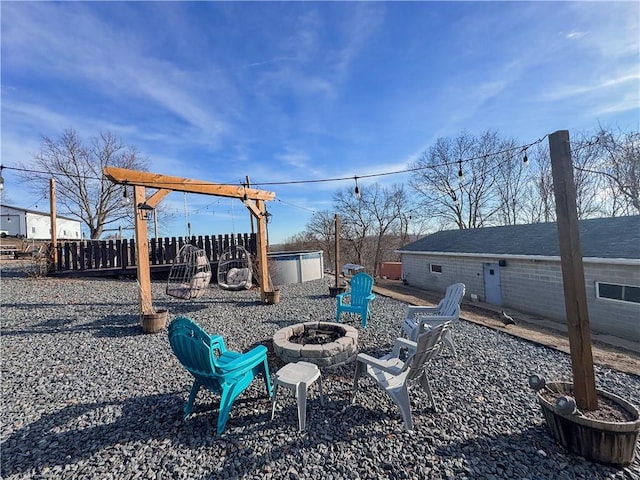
[1,262,639,480]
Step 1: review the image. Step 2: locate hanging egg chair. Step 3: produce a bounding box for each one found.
[166,244,212,299]
[217,245,252,291]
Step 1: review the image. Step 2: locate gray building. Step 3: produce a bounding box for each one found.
[397,216,639,340]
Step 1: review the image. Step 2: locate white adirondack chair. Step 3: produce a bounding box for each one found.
[401,283,465,357]
[351,322,450,432]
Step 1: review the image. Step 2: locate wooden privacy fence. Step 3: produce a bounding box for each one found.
[53,233,257,275]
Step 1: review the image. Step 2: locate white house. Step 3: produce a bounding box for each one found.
[397,216,640,341]
[0,204,82,240]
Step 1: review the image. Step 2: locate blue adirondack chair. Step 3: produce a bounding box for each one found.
[335,272,376,328]
[167,316,273,435]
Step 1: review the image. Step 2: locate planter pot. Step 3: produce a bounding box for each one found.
[141,309,168,334]
[537,381,640,466]
[329,286,347,297]
[264,289,281,305]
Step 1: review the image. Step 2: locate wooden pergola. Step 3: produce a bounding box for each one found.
[103,167,276,313]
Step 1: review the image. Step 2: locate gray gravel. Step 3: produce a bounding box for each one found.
[1,262,639,480]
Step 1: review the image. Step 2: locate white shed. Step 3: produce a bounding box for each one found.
[0,204,82,240]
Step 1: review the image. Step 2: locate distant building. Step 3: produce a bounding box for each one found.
[397,216,640,340]
[0,204,82,240]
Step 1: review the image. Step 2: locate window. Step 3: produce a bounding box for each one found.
[430,264,442,273]
[596,282,640,304]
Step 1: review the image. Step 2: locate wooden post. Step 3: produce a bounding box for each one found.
[549,130,598,411]
[246,175,255,234]
[133,185,153,315]
[334,214,340,288]
[49,178,58,266]
[255,199,270,299]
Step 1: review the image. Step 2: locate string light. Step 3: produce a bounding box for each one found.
[354,176,361,200]
[457,159,464,183]
[0,165,4,191]
[0,134,549,189]
[121,186,131,206]
[523,147,529,166]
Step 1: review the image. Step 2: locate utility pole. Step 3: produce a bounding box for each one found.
[246,175,255,234]
[334,214,340,288]
[49,178,58,267]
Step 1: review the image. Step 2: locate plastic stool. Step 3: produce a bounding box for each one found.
[271,361,324,431]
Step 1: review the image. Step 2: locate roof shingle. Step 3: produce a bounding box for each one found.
[399,216,640,259]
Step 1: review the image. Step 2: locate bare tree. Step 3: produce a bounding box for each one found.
[409,134,469,229]
[593,127,640,214]
[21,129,148,239]
[410,130,514,229]
[298,210,336,266]
[494,138,527,225]
[332,187,370,268]
[329,183,410,274]
[365,183,408,275]
[523,143,556,223]
[571,131,606,219]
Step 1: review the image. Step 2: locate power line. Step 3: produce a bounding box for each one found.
[274,197,317,214]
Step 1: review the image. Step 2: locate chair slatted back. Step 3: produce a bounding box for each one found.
[438,283,466,316]
[349,272,374,306]
[168,317,223,391]
[404,322,449,381]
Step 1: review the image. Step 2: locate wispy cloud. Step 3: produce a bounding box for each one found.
[566,31,588,40]
[244,57,300,69]
[541,71,640,102]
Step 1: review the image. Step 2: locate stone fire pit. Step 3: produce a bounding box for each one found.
[273,321,358,368]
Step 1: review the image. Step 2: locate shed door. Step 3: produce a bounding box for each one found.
[483,263,503,306]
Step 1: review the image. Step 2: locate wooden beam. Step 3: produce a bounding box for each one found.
[104,167,275,201]
[145,188,171,208]
[549,130,598,411]
[242,198,261,218]
[255,199,270,300]
[133,185,153,315]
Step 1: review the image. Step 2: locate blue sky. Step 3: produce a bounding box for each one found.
[1,1,638,244]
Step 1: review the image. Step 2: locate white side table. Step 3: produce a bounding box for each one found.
[271,361,324,431]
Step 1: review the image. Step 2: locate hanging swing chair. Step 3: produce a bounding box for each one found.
[166,244,212,300]
[217,245,253,291]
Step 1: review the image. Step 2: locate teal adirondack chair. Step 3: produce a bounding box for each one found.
[168,316,273,435]
[336,272,376,328]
